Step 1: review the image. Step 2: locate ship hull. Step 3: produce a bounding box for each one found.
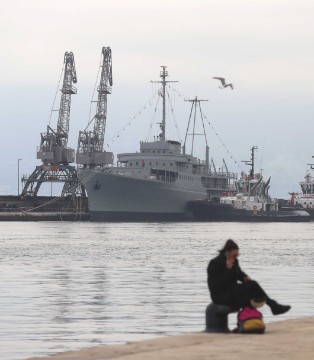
[188,201,312,222]
[79,170,208,221]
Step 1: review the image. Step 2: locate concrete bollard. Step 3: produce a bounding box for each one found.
[205,303,234,333]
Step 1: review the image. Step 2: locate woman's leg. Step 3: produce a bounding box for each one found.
[213,282,264,310]
[214,283,251,310]
[246,280,267,301]
[246,280,291,315]
[214,281,291,315]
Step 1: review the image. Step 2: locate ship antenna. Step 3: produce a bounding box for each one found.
[151,66,177,141]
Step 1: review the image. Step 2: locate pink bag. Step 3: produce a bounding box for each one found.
[238,306,263,321]
[237,306,265,334]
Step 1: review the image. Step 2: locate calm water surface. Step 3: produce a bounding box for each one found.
[0,221,313,359]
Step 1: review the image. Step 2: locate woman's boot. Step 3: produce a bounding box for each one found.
[266,298,291,315]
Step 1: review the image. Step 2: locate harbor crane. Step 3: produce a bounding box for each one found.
[21,52,86,198]
[76,46,113,167]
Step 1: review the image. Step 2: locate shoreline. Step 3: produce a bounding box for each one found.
[0,211,90,221]
[26,317,314,360]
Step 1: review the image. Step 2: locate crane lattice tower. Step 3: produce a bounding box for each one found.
[21,52,86,200]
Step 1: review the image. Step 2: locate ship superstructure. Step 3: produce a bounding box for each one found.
[290,167,314,214]
[78,63,237,220]
[219,146,277,211]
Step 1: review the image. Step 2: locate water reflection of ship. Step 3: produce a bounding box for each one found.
[188,146,311,222]
[78,66,237,221]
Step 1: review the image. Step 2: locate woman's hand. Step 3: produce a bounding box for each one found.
[225,250,239,269]
[226,257,235,269]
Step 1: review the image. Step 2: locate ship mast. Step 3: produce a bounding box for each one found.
[242,145,258,178]
[184,96,208,156]
[151,66,177,141]
[161,66,167,140]
[308,155,314,170]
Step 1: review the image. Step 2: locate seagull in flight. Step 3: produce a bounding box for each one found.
[213,77,234,89]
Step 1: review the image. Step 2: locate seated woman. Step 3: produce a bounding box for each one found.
[207,239,291,315]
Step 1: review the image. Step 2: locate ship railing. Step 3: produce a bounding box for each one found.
[192,168,238,178]
[98,167,179,182]
[100,168,132,177]
[96,166,237,183]
[99,167,152,178]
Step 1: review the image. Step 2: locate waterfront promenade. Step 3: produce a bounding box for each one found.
[27,317,313,360]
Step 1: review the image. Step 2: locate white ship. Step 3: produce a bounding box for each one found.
[78,66,237,221]
[219,146,276,211]
[289,172,314,216]
[188,146,310,221]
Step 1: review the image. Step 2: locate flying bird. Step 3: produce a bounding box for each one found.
[213,77,234,89]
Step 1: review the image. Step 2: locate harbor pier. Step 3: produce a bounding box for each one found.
[0,195,90,221]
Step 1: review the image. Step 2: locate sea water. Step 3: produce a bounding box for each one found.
[0,221,313,359]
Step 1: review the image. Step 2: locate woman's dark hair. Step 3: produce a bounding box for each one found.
[219,239,239,253]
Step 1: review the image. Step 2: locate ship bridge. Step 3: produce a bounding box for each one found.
[140,140,181,154]
[300,174,314,194]
[117,140,200,167]
[117,156,199,169]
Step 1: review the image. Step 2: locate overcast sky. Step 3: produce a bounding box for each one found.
[1,0,314,197]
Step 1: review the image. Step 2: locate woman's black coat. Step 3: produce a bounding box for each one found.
[207,252,247,307]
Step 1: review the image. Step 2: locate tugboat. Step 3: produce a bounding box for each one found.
[188,146,311,222]
[289,164,314,218]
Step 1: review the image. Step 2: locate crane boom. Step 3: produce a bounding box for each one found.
[76,46,113,167]
[57,52,77,147]
[93,47,112,151]
[37,52,77,164]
